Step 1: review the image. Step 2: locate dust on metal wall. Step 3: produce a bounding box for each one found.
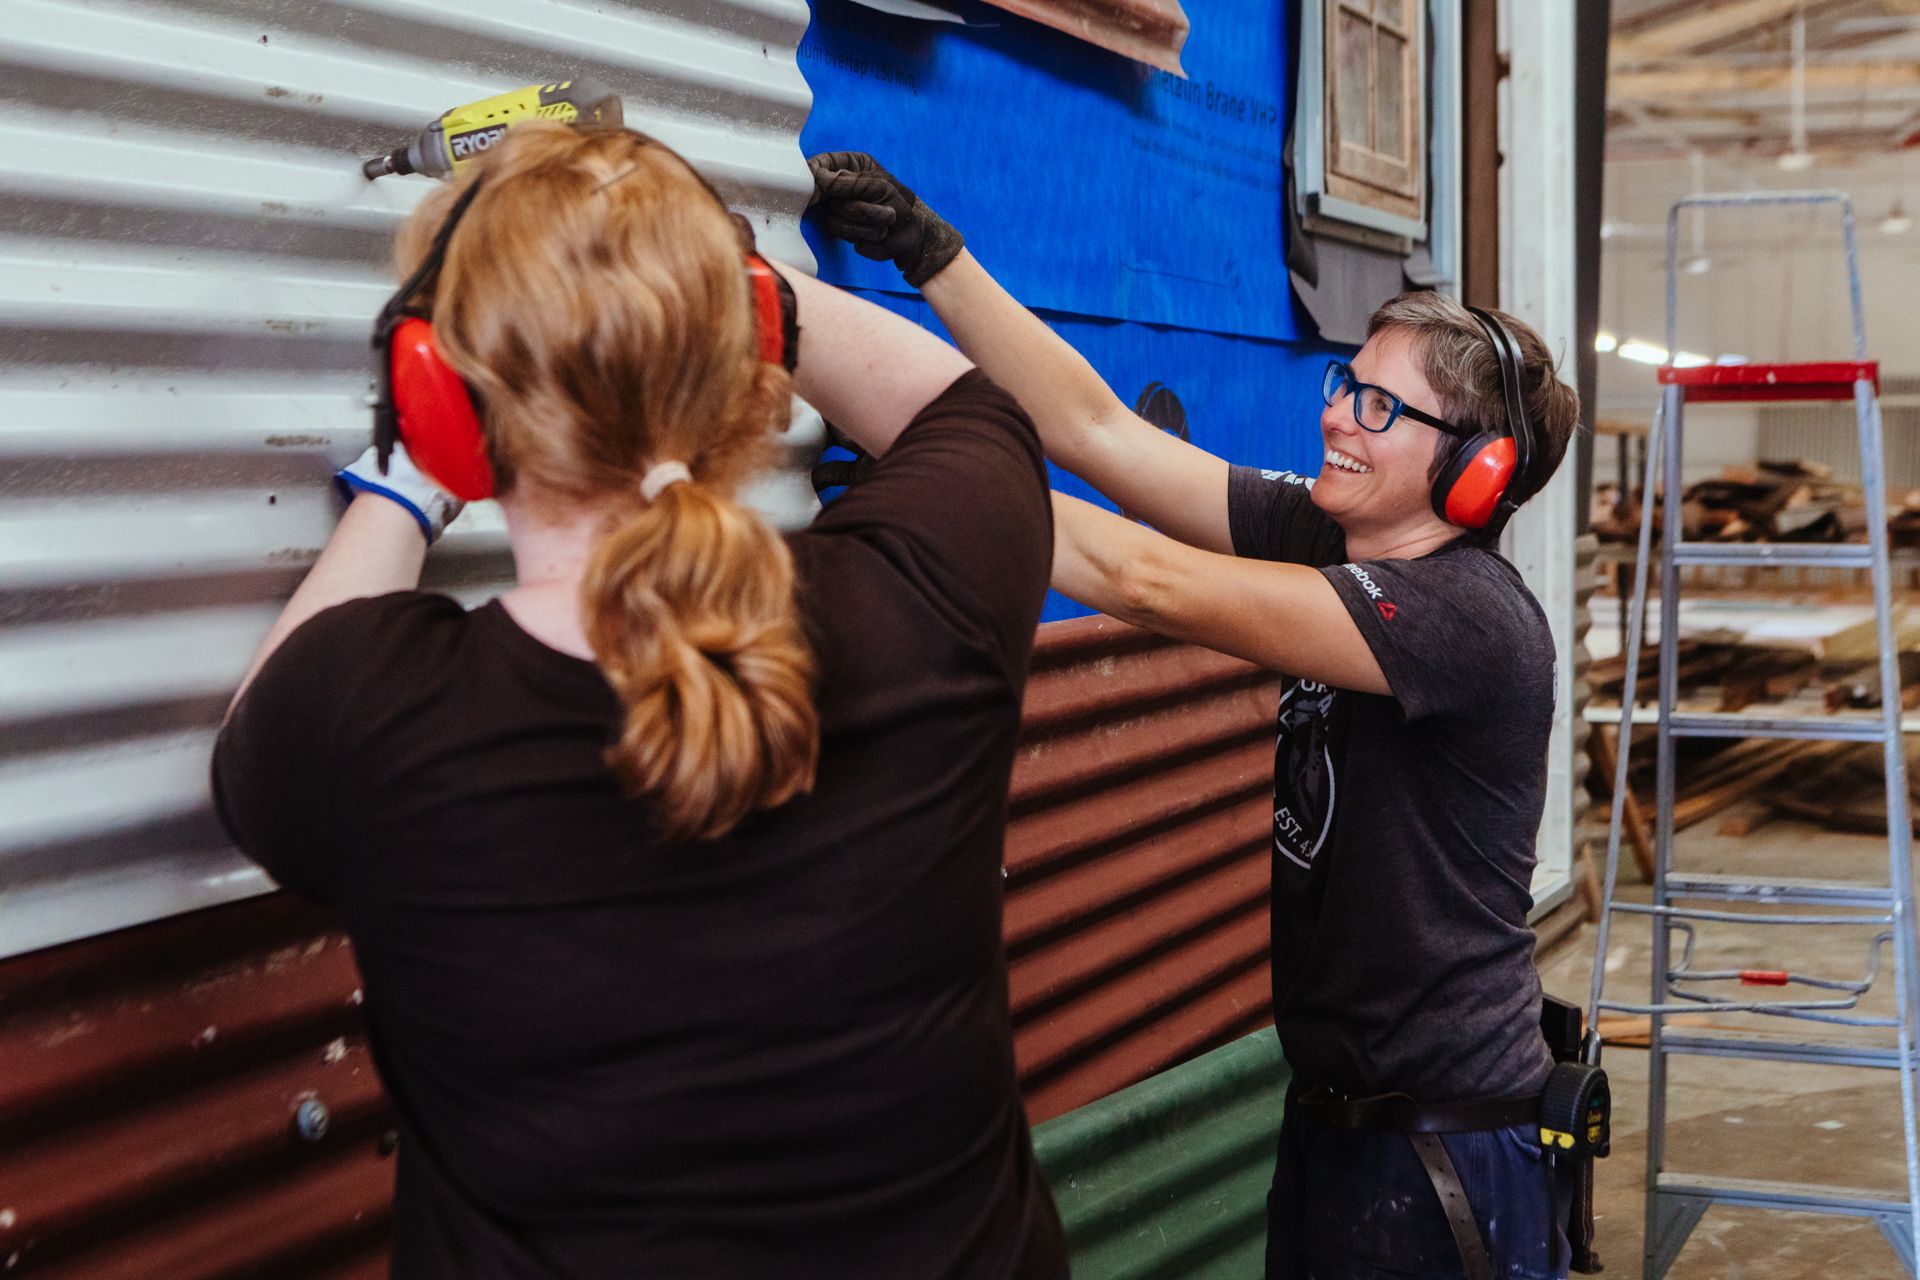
[0,0,816,960]
[0,895,390,1278]
[0,615,1281,1273]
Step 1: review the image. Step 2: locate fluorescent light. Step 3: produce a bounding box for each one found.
[1618,339,1670,365]
[1672,351,1711,368]
[1883,207,1914,235]
[1778,150,1816,172]
[1594,330,1618,353]
[1715,354,1750,366]
[1683,255,1712,275]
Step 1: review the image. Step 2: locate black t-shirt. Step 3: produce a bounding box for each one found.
[212,372,1068,1280]
[1227,465,1555,1103]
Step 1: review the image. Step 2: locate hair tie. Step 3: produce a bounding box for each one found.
[640,460,693,502]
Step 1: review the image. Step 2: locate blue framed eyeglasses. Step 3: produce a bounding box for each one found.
[1321,360,1472,437]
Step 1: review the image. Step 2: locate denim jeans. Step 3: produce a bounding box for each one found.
[1266,1084,1573,1280]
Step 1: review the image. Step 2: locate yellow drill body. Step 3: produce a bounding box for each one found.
[363,78,623,180]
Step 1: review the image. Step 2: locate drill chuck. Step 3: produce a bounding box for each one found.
[361,149,413,180]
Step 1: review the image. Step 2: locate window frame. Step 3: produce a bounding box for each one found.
[1326,0,1423,217]
[1294,0,1435,246]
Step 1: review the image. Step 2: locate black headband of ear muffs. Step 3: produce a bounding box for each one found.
[372,174,489,472]
[1464,305,1538,511]
[370,132,788,473]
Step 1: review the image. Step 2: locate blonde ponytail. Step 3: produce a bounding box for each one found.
[394,125,818,836]
[583,481,818,841]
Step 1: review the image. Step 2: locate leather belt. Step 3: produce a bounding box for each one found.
[1295,1086,1544,1280]
[1409,1132,1495,1280]
[1295,1086,1540,1134]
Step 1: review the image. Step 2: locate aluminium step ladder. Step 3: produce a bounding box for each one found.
[1589,192,1920,1278]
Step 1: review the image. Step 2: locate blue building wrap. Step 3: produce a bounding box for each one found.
[798,0,1350,620]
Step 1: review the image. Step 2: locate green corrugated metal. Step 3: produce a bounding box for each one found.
[1032,1027,1289,1280]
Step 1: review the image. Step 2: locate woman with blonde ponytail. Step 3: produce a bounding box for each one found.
[214,124,1064,1279]
[584,467,819,841]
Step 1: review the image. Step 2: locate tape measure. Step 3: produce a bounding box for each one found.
[1539,1060,1611,1157]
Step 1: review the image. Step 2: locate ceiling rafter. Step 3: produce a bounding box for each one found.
[1612,58,1920,99]
[1612,0,1829,66]
[1606,1,1920,160]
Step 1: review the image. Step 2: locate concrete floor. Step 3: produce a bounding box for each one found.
[1539,812,1918,1279]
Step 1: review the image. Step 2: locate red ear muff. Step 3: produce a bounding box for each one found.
[745,256,783,366]
[1431,433,1516,530]
[745,254,799,372]
[389,317,496,501]
[371,169,794,502]
[381,261,788,508]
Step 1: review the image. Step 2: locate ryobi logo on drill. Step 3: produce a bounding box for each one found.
[448,125,510,160]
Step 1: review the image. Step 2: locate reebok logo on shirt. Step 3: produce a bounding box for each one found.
[1344,564,1398,621]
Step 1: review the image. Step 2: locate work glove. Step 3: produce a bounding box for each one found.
[807,152,965,289]
[810,421,880,496]
[334,442,465,544]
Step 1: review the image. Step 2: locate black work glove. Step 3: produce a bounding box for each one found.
[811,422,879,495]
[807,152,965,289]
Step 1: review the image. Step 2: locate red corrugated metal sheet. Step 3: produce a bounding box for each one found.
[0,614,1276,1271]
[0,896,392,1277]
[979,0,1191,75]
[1008,615,1276,1122]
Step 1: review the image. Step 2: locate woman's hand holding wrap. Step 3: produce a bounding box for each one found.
[807,152,965,288]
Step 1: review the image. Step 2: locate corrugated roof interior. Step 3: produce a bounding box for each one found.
[0,0,817,962]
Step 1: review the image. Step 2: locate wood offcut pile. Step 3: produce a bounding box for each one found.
[1588,643,1920,878]
[1593,459,1920,548]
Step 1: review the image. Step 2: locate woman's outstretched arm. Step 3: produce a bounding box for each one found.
[771,262,973,457]
[807,153,1233,553]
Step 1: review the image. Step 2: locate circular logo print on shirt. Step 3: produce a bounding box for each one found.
[1273,678,1338,870]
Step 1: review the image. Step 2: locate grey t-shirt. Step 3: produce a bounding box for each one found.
[1227,465,1555,1102]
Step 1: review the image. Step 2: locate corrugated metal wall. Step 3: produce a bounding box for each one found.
[0,896,389,1278]
[0,615,1279,1274]
[1031,1026,1288,1280]
[976,0,1191,74]
[0,0,816,960]
[1009,615,1278,1124]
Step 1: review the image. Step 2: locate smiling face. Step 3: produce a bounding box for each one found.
[1311,328,1463,554]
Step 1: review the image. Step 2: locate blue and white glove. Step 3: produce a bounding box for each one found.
[334,443,465,544]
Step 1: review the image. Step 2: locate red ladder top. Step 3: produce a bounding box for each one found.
[1657,361,1879,403]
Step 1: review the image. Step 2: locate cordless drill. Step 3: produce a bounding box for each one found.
[362,77,623,180]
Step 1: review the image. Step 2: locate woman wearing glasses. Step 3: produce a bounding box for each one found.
[809,153,1584,1280]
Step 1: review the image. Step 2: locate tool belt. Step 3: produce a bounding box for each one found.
[1295,997,1607,1280]
[1296,1089,1539,1134]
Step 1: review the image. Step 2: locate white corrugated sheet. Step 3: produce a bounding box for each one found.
[0,0,817,958]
